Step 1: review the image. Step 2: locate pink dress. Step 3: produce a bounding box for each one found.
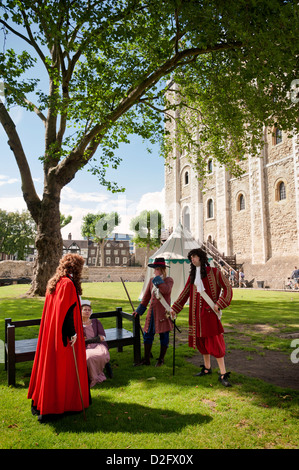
[84,323,110,387]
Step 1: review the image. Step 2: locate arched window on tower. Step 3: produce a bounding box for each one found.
[279,181,286,200]
[184,171,189,185]
[275,180,287,202]
[272,125,282,145]
[238,193,245,211]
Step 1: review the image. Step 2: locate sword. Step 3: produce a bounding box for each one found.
[71,343,86,421]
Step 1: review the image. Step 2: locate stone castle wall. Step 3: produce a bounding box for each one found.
[0,260,146,283]
[164,124,299,289]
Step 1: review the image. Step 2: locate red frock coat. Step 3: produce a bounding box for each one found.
[141,277,174,334]
[171,267,232,349]
[28,276,90,416]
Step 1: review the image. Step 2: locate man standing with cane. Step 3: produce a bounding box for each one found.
[133,258,174,367]
[170,248,233,387]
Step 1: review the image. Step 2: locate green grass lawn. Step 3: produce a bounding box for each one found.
[0,283,298,449]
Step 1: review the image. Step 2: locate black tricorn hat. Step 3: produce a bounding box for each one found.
[148,257,168,268]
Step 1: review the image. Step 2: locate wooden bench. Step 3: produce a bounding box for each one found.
[5,307,141,386]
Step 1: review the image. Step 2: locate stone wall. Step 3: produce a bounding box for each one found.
[87,266,146,282]
[0,260,34,278]
[0,260,146,283]
[1,258,298,290]
[241,255,299,290]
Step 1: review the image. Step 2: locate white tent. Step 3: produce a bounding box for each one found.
[139,223,213,303]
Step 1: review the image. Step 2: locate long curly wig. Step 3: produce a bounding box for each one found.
[47,253,85,295]
[188,248,210,283]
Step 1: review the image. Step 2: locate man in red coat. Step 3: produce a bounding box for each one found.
[134,258,174,367]
[171,248,233,387]
[28,253,90,422]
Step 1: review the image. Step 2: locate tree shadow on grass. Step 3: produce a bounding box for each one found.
[41,397,212,434]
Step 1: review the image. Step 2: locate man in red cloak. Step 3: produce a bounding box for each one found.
[28,253,90,422]
[171,248,233,387]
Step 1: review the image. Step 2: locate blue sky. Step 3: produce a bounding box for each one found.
[0,32,166,240]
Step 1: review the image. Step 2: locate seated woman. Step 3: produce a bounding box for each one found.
[81,299,111,387]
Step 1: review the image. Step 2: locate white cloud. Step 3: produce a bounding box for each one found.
[136,188,165,215]
[0,183,165,242]
[0,196,27,212]
[0,175,20,186]
[60,188,165,240]
[61,186,109,204]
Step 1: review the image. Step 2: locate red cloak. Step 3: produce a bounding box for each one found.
[28,276,90,416]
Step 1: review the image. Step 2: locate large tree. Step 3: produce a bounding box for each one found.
[81,211,120,266]
[0,1,298,295]
[130,209,163,266]
[0,209,35,259]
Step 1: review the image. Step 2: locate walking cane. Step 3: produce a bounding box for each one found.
[71,343,86,421]
[120,277,144,335]
[173,319,176,376]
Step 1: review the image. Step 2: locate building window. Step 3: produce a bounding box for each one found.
[279,181,286,200]
[207,199,214,219]
[106,257,111,264]
[238,193,245,211]
[275,180,287,201]
[115,257,120,264]
[123,257,127,264]
[106,249,111,255]
[114,250,118,255]
[273,126,282,145]
[207,159,213,174]
[184,171,189,185]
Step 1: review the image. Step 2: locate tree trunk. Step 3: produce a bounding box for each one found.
[100,241,105,267]
[144,244,150,267]
[27,192,63,296]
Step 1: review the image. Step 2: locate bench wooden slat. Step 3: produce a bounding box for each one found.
[15,338,38,356]
[5,308,141,386]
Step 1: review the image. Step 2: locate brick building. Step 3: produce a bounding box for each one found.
[63,233,131,267]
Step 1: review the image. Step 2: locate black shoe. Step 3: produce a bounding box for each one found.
[194,364,212,376]
[105,362,113,378]
[218,372,232,387]
[31,401,40,416]
[134,358,150,366]
[155,358,164,367]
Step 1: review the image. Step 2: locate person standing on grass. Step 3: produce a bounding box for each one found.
[170,248,233,387]
[28,253,90,422]
[133,257,174,367]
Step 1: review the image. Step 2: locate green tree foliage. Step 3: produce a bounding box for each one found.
[0,209,36,259]
[81,211,120,266]
[60,214,72,228]
[130,209,162,266]
[0,1,298,293]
